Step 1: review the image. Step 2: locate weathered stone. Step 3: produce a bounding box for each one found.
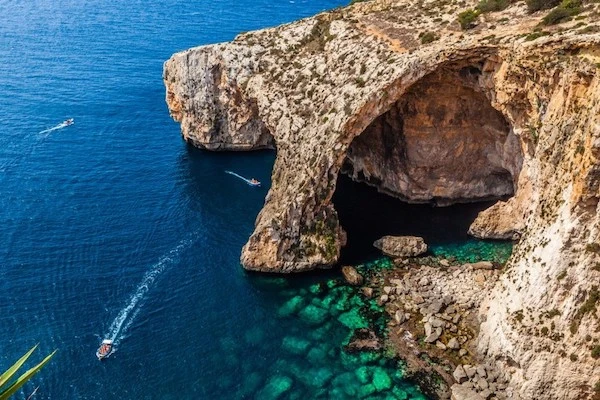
[373,236,428,258]
[431,317,445,328]
[459,349,468,357]
[341,266,363,286]
[425,329,441,343]
[452,366,468,383]
[361,287,374,298]
[477,378,489,391]
[476,366,487,378]
[394,310,407,324]
[436,340,447,350]
[424,322,433,337]
[467,261,494,270]
[428,300,444,315]
[451,384,485,400]
[345,328,382,352]
[377,294,389,305]
[465,366,477,379]
[448,337,460,350]
[440,259,450,267]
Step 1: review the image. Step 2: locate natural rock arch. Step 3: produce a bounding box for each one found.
[341,63,523,205]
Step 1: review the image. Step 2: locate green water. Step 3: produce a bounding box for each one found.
[222,236,512,400]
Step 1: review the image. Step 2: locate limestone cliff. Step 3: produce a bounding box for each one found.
[164,0,600,398]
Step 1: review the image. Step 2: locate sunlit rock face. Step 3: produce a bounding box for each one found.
[344,66,522,205]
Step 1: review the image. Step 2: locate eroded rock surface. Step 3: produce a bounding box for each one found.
[373,235,428,258]
[165,0,600,398]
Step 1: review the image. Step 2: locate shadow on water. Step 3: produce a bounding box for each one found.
[333,174,510,265]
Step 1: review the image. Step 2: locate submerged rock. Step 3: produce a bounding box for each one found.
[341,265,364,286]
[372,367,393,391]
[256,375,293,400]
[298,304,328,325]
[278,295,305,317]
[373,236,428,258]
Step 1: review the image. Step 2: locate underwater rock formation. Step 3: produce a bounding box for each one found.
[165,0,600,397]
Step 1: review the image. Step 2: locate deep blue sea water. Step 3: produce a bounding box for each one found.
[0,1,511,398]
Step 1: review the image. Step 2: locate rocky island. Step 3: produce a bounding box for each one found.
[164,0,600,397]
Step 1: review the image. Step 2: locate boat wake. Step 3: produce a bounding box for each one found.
[0,119,74,172]
[104,236,195,345]
[39,119,74,135]
[225,170,260,186]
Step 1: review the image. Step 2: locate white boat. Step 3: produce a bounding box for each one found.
[96,339,113,360]
[64,118,74,126]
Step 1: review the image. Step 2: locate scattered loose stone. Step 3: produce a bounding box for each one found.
[453,365,468,383]
[341,265,364,286]
[361,287,374,298]
[447,337,460,350]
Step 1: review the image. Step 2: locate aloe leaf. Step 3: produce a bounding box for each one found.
[0,350,56,400]
[0,345,38,390]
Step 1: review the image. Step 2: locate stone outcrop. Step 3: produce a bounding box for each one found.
[373,235,428,258]
[341,265,364,285]
[164,0,600,398]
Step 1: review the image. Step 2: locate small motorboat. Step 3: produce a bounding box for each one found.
[248,178,261,187]
[64,118,74,126]
[96,339,113,360]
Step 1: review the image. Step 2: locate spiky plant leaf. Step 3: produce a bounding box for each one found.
[0,345,38,390]
[0,349,56,400]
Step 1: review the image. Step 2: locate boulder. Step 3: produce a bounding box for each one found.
[373,235,428,258]
[451,383,485,400]
[394,310,407,324]
[466,261,494,270]
[341,265,364,286]
[452,365,468,383]
[447,337,460,350]
[345,328,382,352]
[361,287,374,298]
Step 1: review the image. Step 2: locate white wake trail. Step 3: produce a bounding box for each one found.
[38,120,72,135]
[225,170,259,186]
[105,237,193,344]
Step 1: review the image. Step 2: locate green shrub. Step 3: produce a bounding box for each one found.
[477,0,509,12]
[592,345,600,359]
[526,0,560,12]
[569,353,578,361]
[525,31,549,41]
[542,0,581,25]
[458,9,481,29]
[586,243,600,253]
[543,7,574,24]
[595,380,600,393]
[420,31,439,44]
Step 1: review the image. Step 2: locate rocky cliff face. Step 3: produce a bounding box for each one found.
[164,0,600,398]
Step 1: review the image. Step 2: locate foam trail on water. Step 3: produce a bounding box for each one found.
[0,120,73,172]
[38,120,73,135]
[106,236,194,344]
[225,170,260,186]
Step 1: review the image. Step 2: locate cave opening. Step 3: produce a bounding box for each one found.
[334,63,522,264]
[333,174,507,264]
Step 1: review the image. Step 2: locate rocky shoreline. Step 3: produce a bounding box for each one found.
[343,250,515,400]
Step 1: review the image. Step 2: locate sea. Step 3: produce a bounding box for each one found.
[0,1,512,398]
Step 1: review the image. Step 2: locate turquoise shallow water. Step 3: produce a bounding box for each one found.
[0,0,512,398]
